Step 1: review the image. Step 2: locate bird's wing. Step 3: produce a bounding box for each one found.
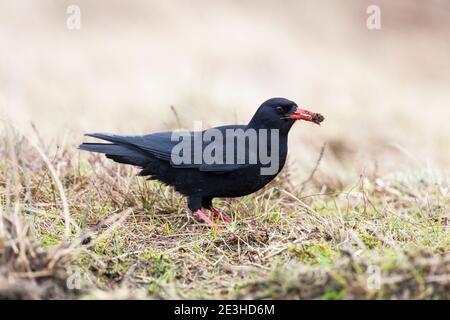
[84,126,252,174]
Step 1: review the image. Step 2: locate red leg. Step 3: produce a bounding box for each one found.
[209,208,231,223]
[195,209,223,231]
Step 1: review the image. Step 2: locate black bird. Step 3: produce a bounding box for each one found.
[79,98,324,230]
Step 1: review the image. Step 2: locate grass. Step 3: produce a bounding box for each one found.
[0,126,449,300]
[1,0,449,301]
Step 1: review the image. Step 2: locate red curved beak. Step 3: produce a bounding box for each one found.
[289,107,325,125]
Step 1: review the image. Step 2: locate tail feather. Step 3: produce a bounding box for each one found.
[84,133,126,145]
[79,142,149,167]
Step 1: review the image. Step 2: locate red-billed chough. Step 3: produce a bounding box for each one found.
[79,98,324,230]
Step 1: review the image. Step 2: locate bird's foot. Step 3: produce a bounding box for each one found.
[195,209,223,231]
[209,208,232,223]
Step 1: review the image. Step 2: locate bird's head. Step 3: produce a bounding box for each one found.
[248,97,324,133]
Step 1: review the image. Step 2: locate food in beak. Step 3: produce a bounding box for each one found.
[311,113,325,124]
[290,107,325,125]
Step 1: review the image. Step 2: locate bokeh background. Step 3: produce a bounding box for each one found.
[1,0,449,178]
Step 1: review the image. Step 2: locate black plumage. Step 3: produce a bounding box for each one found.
[79,97,324,228]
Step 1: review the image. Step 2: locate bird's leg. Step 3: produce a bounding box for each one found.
[195,209,223,231]
[209,208,231,223]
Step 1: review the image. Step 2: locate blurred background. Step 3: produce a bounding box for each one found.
[1,0,449,178]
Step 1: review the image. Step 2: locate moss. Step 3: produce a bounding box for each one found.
[322,289,347,300]
[359,231,383,249]
[40,233,60,248]
[290,242,337,266]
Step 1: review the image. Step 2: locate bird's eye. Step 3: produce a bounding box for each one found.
[276,105,291,114]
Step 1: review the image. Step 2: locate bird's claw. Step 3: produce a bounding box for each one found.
[209,208,232,223]
[195,209,223,231]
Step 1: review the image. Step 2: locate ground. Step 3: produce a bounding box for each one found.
[1,132,448,299]
[0,0,449,300]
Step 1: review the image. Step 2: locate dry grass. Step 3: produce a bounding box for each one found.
[1,124,449,300]
[0,0,449,300]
